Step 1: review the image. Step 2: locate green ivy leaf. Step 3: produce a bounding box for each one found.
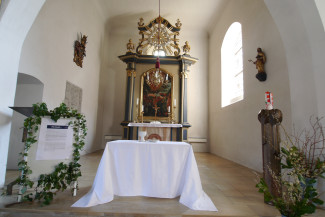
[17,102,87,205]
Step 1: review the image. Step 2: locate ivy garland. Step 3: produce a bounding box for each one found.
[16,102,87,205]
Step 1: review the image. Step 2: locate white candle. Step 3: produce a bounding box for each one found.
[265,91,273,110]
[168,106,170,112]
[174,99,176,107]
[142,105,144,112]
[136,98,139,105]
[166,74,168,80]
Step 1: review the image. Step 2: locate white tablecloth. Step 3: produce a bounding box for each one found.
[72,140,217,211]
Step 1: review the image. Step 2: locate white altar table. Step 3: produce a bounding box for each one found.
[72,140,217,211]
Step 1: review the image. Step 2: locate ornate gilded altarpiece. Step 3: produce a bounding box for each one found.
[119,16,198,142]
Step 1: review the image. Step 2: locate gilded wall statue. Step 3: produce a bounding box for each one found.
[249,47,267,81]
[73,34,87,68]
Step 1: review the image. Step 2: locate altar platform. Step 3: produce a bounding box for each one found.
[0,151,299,216]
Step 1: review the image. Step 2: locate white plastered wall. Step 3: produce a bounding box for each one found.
[208,0,292,172]
[18,0,107,155]
[315,0,325,31]
[184,30,209,152]
[0,0,45,188]
[264,0,325,130]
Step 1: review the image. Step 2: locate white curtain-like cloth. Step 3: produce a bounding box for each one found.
[72,140,217,211]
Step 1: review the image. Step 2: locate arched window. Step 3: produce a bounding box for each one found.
[221,22,243,107]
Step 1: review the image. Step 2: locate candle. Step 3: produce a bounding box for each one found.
[136,98,139,105]
[265,91,273,110]
[168,106,170,112]
[142,105,144,112]
[174,99,176,107]
[166,74,168,80]
[147,73,149,81]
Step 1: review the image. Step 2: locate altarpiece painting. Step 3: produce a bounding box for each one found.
[140,68,173,122]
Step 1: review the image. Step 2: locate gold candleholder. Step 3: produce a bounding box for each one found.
[172,105,176,123]
[141,111,144,123]
[134,105,138,123]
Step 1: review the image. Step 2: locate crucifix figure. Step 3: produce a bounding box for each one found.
[153,104,160,122]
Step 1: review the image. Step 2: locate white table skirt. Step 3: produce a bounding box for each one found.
[72,140,217,211]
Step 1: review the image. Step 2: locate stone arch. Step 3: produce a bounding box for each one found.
[0,0,45,187]
[7,73,44,170]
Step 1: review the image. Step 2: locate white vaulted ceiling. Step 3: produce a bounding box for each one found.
[93,0,227,33]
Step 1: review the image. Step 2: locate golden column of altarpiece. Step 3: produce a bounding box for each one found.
[119,16,197,141]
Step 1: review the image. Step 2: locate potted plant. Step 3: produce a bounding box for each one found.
[256,116,325,216]
[256,173,323,217]
[281,117,325,180]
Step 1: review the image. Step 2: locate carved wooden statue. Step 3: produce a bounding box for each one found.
[126,39,135,53]
[183,41,190,54]
[249,48,267,81]
[73,34,87,68]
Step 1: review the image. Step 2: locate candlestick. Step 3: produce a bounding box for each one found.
[168,112,171,124]
[141,111,144,123]
[134,104,138,123]
[172,103,176,124]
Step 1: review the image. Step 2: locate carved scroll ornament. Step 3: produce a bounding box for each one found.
[73,33,87,68]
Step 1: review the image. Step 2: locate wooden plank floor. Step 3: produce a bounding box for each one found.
[1,150,325,217]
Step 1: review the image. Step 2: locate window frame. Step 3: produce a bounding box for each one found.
[221,22,244,108]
